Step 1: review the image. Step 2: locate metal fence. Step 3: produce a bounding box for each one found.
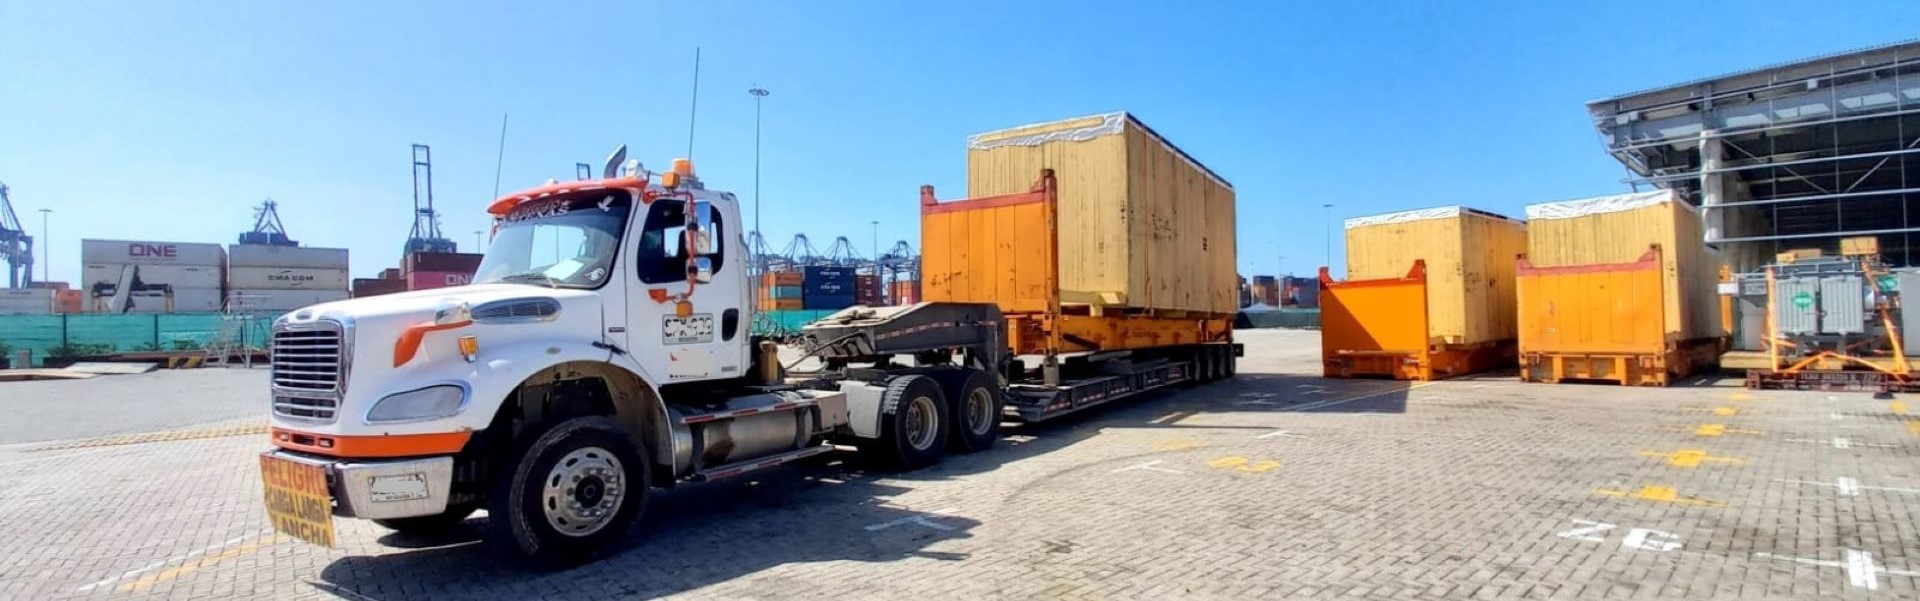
[0,313,277,367]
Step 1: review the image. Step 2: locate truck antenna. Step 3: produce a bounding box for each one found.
[491,112,509,199]
[685,47,701,160]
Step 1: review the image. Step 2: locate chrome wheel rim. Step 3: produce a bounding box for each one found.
[541,446,625,537]
[905,395,940,450]
[965,387,995,435]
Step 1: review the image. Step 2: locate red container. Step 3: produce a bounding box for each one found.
[352,278,409,298]
[405,252,484,275]
[380,267,403,280]
[408,270,472,291]
[888,279,920,305]
[854,274,883,305]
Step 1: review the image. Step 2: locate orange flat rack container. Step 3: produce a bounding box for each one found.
[1516,246,1721,386]
[1319,261,1513,381]
[920,169,1231,356]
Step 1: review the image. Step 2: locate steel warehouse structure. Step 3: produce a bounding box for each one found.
[1588,39,1920,271]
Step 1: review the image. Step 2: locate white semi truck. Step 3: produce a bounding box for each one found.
[259,150,1237,567]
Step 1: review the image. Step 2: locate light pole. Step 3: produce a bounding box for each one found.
[473,230,484,250]
[748,86,770,271]
[870,221,879,263]
[37,208,50,284]
[1320,203,1333,271]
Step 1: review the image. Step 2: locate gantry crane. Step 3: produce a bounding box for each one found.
[0,182,33,288]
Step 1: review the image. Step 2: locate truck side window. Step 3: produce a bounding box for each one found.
[636,199,725,284]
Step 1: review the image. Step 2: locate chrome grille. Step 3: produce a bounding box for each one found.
[272,322,345,422]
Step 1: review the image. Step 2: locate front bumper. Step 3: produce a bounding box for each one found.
[263,449,454,520]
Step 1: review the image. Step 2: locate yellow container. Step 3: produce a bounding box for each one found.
[1522,190,1722,342]
[1343,206,1528,346]
[961,112,1236,316]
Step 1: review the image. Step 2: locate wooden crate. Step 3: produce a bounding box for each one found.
[964,112,1235,316]
[1523,190,1722,343]
[1343,206,1527,346]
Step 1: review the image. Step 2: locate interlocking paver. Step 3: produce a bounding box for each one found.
[2,329,1918,599]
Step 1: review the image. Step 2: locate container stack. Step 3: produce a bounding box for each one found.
[405,252,483,291]
[1516,191,1724,386]
[758,272,803,310]
[0,289,53,314]
[1282,276,1320,308]
[81,239,226,313]
[887,278,920,305]
[225,245,350,313]
[854,273,883,306]
[801,266,855,310]
[1321,206,1528,380]
[1250,276,1280,307]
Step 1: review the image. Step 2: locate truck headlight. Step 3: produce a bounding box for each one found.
[366,385,468,423]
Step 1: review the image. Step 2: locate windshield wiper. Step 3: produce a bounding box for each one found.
[499,272,562,288]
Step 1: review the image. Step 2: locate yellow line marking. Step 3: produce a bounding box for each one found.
[1206,456,1280,474]
[1891,401,1909,414]
[1593,485,1724,507]
[1692,423,1764,437]
[27,420,269,452]
[1724,391,1752,401]
[1712,406,1739,417]
[1637,449,1745,468]
[1906,421,1920,437]
[1151,438,1205,452]
[118,533,280,592]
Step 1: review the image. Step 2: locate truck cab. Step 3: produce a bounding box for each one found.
[258,150,1009,567]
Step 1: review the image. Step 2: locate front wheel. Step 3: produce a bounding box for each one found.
[487,416,649,569]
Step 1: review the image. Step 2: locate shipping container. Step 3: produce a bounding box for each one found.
[227,266,349,290]
[82,239,226,266]
[54,289,83,313]
[88,287,223,314]
[854,274,883,305]
[1517,191,1725,386]
[352,278,409,298]
[1283,276,1321,308]
[888,279,920,305]
[82,263,224,291]
[408,270,473,291]
[228,244,349,269]
[958,112,1236,315]
[379,268,403,281]
[1322,206,1526,380]
[802,266,855,296]
[226,289,350,312]
[0,289,53,314]
[762,271,802,286]
[1250,276,1281,307]
[405,252,483,275]
[25,280,69,290]
[802,294,855,311]
[757,298,804,311]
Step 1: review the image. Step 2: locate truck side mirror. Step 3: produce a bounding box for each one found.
[692,257,714,283]
[688,201,717,255]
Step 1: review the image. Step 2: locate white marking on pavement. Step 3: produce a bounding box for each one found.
[1785,437,1896,449]
[75,528,274,592]
[1255,430,1303,440]
[1111,460,1185,474]
[865,507,958,532]
[1776,478,1920,497]
[1301,390,1333,396]
[1294,384,1326,389]
[1283,383,1434,413]
[1555,520,1682,552]
[1236,400,1278,406]
[1846,549,1882,590]
[1835,437,1852,449]
[1239,392,1279,398]
[1555,520,1612,542]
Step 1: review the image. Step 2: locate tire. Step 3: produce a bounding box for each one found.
[1194,349,1213,383]
[863,374,950,469]
[1210,346,1227,381]
[933,369,1001,453]
[487,416,649,569]
[1222,346,1237,379]
[374,503,478,533]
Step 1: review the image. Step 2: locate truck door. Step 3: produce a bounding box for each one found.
[626,193,748,382]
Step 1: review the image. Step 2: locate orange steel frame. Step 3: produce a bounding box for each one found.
[919,170,1232,383]
[1318,261,1512,381]
[1514,246,1718,387]
[1755,261,1911,382]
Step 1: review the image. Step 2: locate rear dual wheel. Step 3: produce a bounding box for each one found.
[863,374,951,469]
[932,368,1002,453]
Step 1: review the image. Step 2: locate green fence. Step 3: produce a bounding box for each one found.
[0,313,279,367]
[1237,308,1320,329]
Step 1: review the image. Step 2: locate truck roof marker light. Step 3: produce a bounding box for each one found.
[672,158,694,176]
[393,319,473,367]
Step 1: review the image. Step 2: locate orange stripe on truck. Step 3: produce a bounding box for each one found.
[392,320,471,367]
[272,427,471,458]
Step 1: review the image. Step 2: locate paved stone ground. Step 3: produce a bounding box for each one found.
[3,328,1919,599]
[0,367,268,445]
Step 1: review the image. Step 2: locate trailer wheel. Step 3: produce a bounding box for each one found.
[1222,346,1237,379]
[1193,349,1214,383]
[487,416,649,569]
[934,369,1002,453]
[864,375,950,469]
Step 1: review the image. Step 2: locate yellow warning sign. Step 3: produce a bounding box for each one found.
[259,454,335,548]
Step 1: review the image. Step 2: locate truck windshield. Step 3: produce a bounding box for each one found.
[474,191,633,289]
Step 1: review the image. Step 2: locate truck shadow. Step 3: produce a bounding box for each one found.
[315,467,979,600]
[311,368,1408,597]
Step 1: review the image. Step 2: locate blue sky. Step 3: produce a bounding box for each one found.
[3,1,1916,284]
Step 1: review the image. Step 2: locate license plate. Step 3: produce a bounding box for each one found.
[259,453,336,547]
